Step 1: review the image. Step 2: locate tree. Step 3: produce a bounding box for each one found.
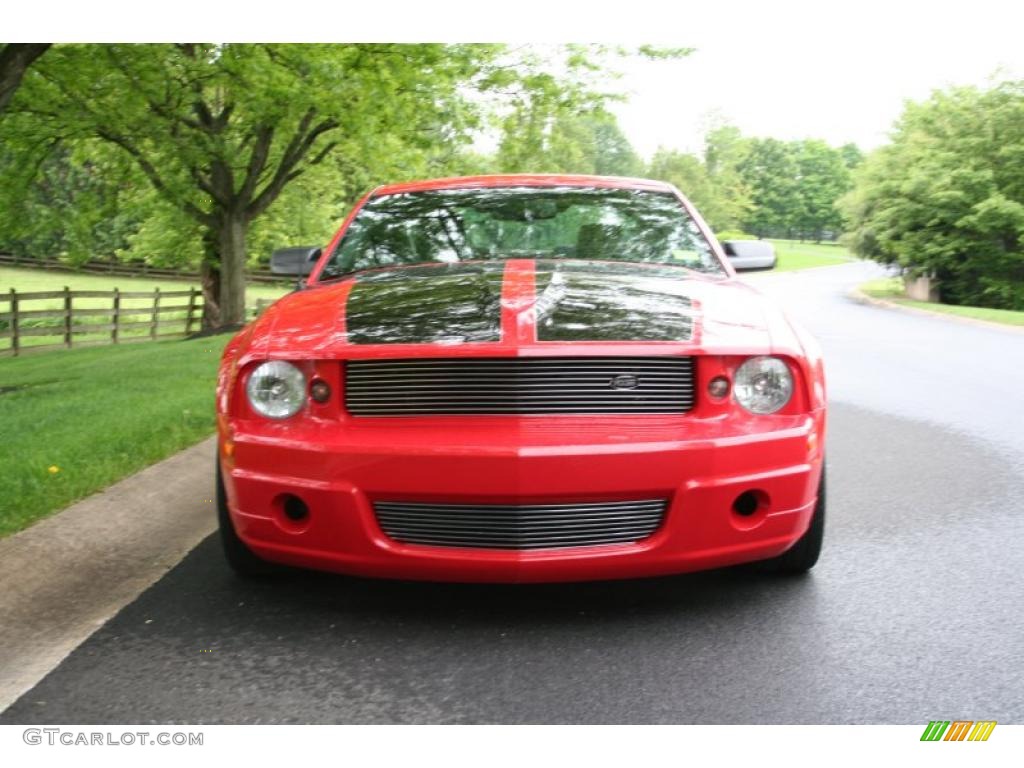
[700,126,752,230]
[841,81,1024,309]
[5,44,669,328]
[497,108,642,176]
[493,46,690,177]
[738,138,799,237]
[790,139,852,240]
[645,127,753,233]
[0,141,138,263]
[838,142,864,171]
[0,44,49,115]
[647,149,717,221]
[5,44,505,327]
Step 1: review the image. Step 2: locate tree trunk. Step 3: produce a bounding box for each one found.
[218,213,248,327]
[199,214,248,329]
[200,227,220,330]
[0,44,50,115]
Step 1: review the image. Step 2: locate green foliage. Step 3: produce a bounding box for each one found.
[0,141,139,263]
[841,81,1024,309]
[2,43,868,310]
[790,139,853,238]
[1,44,581,324]
[714,230,756,241]
[838,142,864,170]
[645,126,758,232]
[700,126,754,230]
[0,44,680,326]
[492,46,690,176]
[646,127,855,240]
[647,148,723,224]
[0,44,50,114]
[497,109,643,176]
[737,138,799,236]
[729,136,856,240]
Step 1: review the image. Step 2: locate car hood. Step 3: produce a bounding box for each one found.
[246,260,787,358]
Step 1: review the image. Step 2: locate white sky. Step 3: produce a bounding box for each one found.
[609,8,1024,158]
[9,1,1024,161]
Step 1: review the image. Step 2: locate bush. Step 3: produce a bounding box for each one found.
[840,81,1024,310]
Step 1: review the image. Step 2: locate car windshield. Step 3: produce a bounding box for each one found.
[317,186,724,280]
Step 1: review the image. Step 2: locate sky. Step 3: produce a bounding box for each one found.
[609,7,1024,159]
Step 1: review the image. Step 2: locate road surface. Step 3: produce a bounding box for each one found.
[3,261,1023,724]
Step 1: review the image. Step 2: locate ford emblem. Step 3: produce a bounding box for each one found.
[610,374,639,390]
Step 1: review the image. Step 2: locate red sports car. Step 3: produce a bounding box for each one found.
[215,174,826,582]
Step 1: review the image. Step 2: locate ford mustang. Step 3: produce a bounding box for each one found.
[215,174,826,582]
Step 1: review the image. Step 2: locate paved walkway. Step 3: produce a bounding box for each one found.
[0,437,217,711]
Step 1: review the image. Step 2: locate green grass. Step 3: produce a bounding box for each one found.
[768,239,856,272]
[1,265,289,302]
[0,334,232,536]
[860,277,1024,327]
[1,266,289,350]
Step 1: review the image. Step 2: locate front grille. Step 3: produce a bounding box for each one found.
[375,499,668,550]
[345,357,695,415]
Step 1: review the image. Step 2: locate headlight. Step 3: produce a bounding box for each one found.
[246,361,306,419]
[734,356,793,414]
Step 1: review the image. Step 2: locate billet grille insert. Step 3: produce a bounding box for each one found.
[345,356,695,415]
[375,499,668,550]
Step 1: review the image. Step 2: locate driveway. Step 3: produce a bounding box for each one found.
[3,261,1023,724]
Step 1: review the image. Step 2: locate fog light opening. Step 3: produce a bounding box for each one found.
[310,378,332,404]
[733,489,768,517]
[282,494,309,522]
[708,375,730,400]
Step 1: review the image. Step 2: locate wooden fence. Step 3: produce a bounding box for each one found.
[0,252,287,285]
[0,286,205,356]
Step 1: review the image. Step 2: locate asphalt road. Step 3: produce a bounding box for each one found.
[3,262,1023,724]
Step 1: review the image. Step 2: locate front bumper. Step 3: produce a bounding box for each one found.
[221,413,824,583]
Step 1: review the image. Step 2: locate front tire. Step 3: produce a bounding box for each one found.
[216,458,277,577]
[761,467,825,574]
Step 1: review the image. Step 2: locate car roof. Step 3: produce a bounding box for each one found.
[371,174,677,198]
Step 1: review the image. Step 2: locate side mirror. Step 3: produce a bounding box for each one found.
[721,240,777,271]
[270,246,322,277]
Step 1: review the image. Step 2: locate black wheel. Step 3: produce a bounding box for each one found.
[760,467,825,575]
[217,458,277,577]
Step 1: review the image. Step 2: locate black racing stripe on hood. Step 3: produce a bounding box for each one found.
[345,263,505,345]
[534,261,694,342]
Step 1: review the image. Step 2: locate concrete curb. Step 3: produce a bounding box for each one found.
[0,437,217,712]
[848,287,1024,335]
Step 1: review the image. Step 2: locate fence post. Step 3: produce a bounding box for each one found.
[185,287,198,336]
[9,288,18,356]
[112,288,121,344]
[151,287,160,340]
[63,286,72,349]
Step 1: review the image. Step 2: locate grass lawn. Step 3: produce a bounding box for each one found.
[1,265,289,303]
[1,266,289,350]
[768,240,856,272]
[860,278,1024,327]
[0,334,232,536]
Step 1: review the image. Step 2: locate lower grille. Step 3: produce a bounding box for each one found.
[374,499,667,550]
[345,356,696,415]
